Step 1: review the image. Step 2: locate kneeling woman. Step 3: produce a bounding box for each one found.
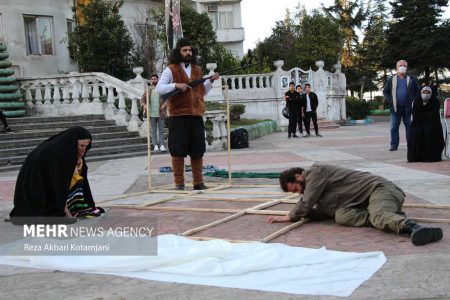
[10,126,104,223]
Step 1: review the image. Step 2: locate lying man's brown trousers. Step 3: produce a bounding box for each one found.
[334,183,406,233]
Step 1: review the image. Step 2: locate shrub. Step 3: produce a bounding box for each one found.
[205,102,246,120]
[230,104,246,120]
[346,96,370,120]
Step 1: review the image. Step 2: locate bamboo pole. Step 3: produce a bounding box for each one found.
[203,190,287,195]
[181,199,282,236]
[280,199,299,204]
[185,195,277,202]
[95,191,151,204]
[409,217,450,224]
[246,209,288,215]
[224,85,232,186]
[404,203,450,209]
[187,236,255,243]
[222,184,280,188]
[140,195,180,207]
[182,211,247,236]
[146,84,152,191]
[146,206,241,213]
[260,218,309,243]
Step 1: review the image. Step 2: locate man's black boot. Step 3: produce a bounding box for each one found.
[400,220,443,246]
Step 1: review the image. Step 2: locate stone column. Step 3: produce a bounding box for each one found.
[204,63,224,102]
[273,60,288,129]
[313,60,328,119]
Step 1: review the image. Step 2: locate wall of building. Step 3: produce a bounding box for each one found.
[0,0,77,77]
[190,0,244,58]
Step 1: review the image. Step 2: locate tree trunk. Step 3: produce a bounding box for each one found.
[424,67,430,84]
[434,68,439,84]
[360,83,365,100]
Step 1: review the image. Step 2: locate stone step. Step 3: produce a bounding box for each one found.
[8,119,117,132]
[0,149,162,173]
[6,114,106,124]
[0,143,150,167]
[0,125,129,141]
[0,135,145,150]
[0,137,147,157]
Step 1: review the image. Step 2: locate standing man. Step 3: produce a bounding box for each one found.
[0,110,12,133]
[383,60,420,151]
[302,83,321,137]
[284,82,301,138]
[296,85,304,136]
[267,164,443,246]
[142,74,167,152]
[156,38,219,190]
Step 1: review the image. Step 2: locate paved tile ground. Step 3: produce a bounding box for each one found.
[1,122,450,300]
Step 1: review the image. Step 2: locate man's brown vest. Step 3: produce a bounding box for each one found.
[167,64,206,116]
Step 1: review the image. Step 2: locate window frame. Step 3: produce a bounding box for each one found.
[23,14,55,56]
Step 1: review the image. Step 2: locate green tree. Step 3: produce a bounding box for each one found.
[295,10,343,71]
[149,1,239,73]
[68,0,134,80]
[323,0,367,68]
[384,0,449,82]
[350,0,389,98]
[254,8,342,72]
[239,49,271,74]
[255,14,298,70]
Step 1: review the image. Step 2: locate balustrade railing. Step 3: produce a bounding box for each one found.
[203,110,227,151]
[17,72,143,131]
[221,73,273,91]
[17,71,229,151]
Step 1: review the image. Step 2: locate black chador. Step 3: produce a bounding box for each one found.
[9,127,102,222]
[407,87,445,162]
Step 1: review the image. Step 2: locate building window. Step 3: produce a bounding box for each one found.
[208,5,234,29]
[67,19,74,35]
[24,15,54,55]
[219,11,233,29]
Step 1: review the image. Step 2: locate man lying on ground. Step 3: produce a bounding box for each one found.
[266,164,443,246]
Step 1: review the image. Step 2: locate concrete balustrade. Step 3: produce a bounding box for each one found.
[16,59,347,150]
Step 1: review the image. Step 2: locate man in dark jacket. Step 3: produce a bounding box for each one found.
[284,82,301,138]
[302,83,321,137]
[383,60,420,151]
[267,164,443,246]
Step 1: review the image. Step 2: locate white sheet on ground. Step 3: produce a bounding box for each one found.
[0,234,386,297]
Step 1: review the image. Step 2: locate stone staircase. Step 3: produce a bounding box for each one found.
[0,114,150,172]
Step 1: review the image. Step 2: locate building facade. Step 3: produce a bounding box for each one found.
[0,0,244,78]
[0,0,77,77]
[189,0,244,58]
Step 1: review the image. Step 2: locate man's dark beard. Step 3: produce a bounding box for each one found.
[182,55,192,63]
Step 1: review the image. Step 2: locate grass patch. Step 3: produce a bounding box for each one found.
[369,109,390,116]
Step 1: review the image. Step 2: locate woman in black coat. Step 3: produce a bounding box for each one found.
[407,86,445,162]
[9,126,104,224]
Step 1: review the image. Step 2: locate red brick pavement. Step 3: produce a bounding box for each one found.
[394,160,450,176]
[0,181,15,203]
[106,191,450,256]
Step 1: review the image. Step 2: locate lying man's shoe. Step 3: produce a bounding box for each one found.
[193,183,208,190]
[400,220,443,246]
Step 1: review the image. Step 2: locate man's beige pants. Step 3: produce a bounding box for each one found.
[334,183,406,233]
